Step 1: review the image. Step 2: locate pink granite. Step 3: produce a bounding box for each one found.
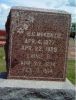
[5,7,71,81]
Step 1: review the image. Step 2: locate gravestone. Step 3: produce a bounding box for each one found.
[5,7,71,81]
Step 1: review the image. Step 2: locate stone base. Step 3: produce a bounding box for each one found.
[0,78,75,100]
[0,78,74,90]
[0,88,75,100]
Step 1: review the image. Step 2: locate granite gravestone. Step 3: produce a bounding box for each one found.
[5,7,71,81]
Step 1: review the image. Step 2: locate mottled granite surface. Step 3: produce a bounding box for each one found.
[0,88,75,100]
[5,6,71,81]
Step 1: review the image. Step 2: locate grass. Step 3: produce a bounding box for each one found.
[0,47,6,72]
[67,60,75,85]
[0,47,75,85]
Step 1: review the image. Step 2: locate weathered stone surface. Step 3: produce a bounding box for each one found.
[0,88,75,100]
[5,7,71,81]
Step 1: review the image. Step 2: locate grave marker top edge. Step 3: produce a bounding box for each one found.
[11,6,71,15]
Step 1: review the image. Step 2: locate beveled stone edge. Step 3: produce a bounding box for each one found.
[0,78,75,90]
[11,6,71,15]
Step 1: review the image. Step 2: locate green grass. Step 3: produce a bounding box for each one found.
[67,60,75,85]
[0,47,6,72]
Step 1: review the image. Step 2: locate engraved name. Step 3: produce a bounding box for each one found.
[26,32,62,39]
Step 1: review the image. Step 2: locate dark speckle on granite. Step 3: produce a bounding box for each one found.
[0,88,75,100]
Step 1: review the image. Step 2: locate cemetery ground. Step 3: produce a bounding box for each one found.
[0,38,75,85]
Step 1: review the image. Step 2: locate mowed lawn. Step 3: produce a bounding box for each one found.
[0,47,6,72]
[67,60,75,84]
[0,47,75,85]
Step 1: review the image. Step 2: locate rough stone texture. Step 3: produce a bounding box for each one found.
[0,88,75,100]
[5,6,71,81]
